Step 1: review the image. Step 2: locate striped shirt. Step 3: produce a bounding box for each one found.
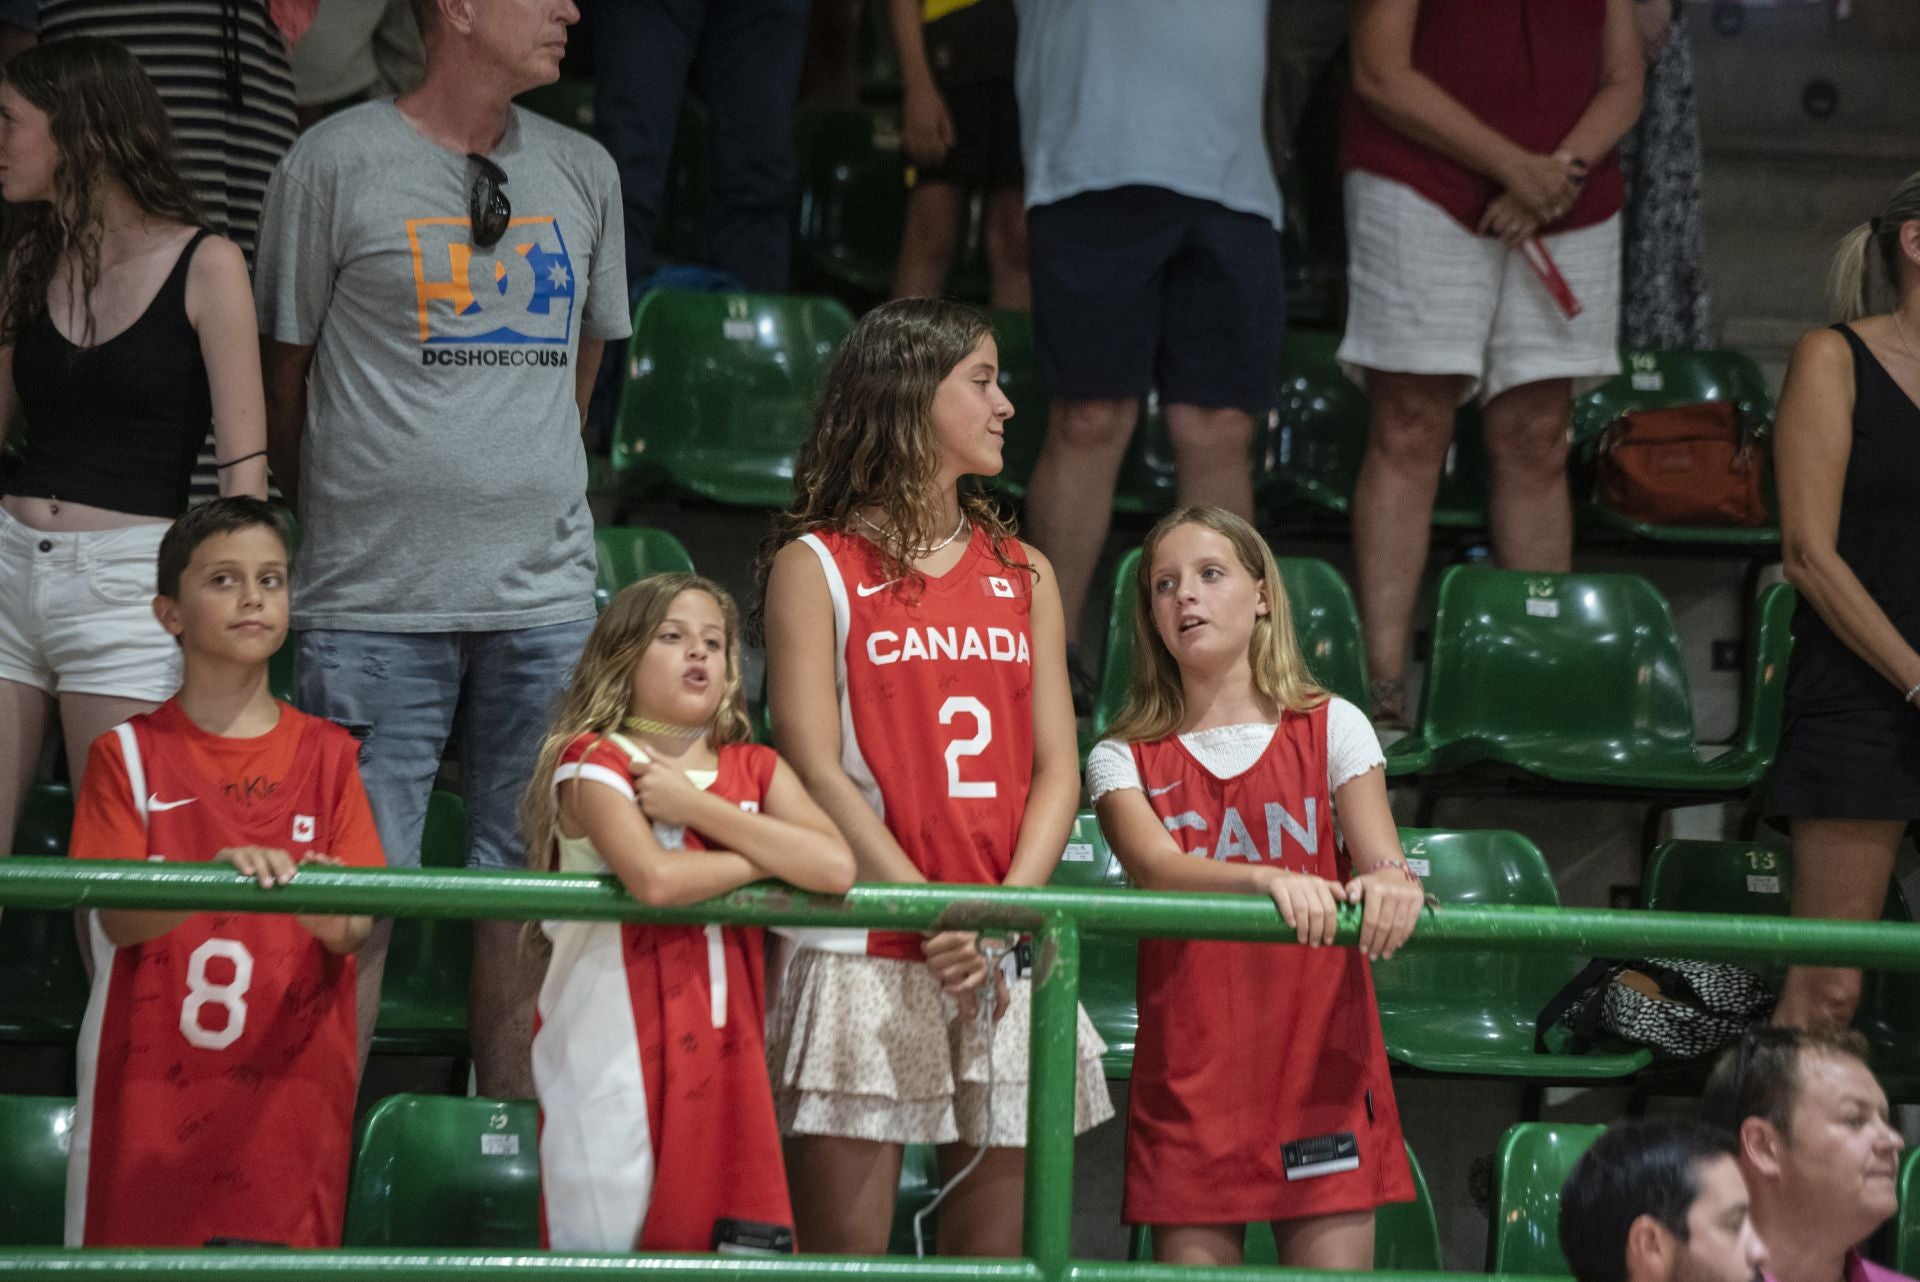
[38,0,298,499]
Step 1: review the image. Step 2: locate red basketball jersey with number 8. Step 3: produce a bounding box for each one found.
[798,527,1034,959]
[69,703,371,1247]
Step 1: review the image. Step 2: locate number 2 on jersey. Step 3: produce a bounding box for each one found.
[181,937,254,1051]
[940,696,996,798]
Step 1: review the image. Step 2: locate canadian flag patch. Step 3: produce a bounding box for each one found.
[292,814,316,843]
[987,576,1015,598]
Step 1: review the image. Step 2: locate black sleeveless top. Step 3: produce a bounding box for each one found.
[9,228,216,519]
[1783,323,1920,717]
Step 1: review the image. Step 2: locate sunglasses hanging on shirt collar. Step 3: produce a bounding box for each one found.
[467,153,511,250]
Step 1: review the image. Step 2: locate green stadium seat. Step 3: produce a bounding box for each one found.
[1126,1141,1441,1268]
[0,1095,72,1246]
[794,107,907,298]
[1489,1122,1604,1273]
[374,791,472,1057]
[1,784,89,1045]
[1895,1146,1920,1276]
[593,526,697,612]
[1047,812,1136,1079]
[1641,841,1920,1098]
[1089,549,1424,774]
[886,1143,941,1254]
[1373,829,1652,1079]
[343,1094,539,1247]
[611,289,857,508]
[1388,567,1794,797]
[1266,328,1490,528]
[1571,348,1778,548]
[514,75,594,132]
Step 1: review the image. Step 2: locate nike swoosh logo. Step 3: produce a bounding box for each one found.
[1146,781,1183,797]
[147,795,196,812]
[855,580,899,597]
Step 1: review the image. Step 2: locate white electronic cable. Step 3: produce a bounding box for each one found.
[913,934,1014,1258]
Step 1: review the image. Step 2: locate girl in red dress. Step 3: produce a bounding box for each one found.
[525,573,854,1252]
[1089,505,1423,1267]
[757,298,1111,1257]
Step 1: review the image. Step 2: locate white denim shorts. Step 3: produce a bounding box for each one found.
[0,507,179,700]
[1337,170,1622,405]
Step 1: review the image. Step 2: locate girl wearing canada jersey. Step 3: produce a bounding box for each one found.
[758,298,1111,1257]
[1088,506,1424,1267]
[525,574,853,1252]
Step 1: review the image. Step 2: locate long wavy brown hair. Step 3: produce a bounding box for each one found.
[752,297,1028,637]
[1107,506,1327,743]
[0,38,204,349]
[520,574,754,878]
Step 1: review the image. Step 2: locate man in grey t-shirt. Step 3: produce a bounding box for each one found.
[255,0,629,1097]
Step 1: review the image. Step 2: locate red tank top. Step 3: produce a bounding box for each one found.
[1123,707,1412,1224]
[1340,0,1623,234]
[536,737,792,1251]
[70,703,370,1247]
[795,525,1034,959]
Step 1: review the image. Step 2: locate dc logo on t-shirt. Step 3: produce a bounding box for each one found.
[987,576,1015,598]
[406,216,577,346]
[292,814,316,843]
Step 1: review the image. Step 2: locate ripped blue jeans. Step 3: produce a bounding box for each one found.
[292,621,593,869]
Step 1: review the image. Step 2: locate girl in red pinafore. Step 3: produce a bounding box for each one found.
[758,297,1111,1257]
[526,574,854,1253]
[1088,505,1424,1267]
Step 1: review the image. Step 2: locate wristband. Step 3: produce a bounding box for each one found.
[1905,680,1920,705]
[1359,858,1422,885]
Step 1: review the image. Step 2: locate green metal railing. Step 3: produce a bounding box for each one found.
[5,858,1920,1281]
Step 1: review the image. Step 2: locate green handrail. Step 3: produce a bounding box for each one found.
[6,860,1920,1282]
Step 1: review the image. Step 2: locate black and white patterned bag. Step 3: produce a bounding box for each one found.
[1536,958,1775,1061]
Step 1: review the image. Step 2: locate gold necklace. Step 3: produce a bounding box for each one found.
[621,714,706,741]
[855,510,967,558]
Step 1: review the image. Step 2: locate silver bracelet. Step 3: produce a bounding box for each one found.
[1906,680,1920,705]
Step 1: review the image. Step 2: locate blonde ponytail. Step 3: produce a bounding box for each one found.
[1829,170,1920,322]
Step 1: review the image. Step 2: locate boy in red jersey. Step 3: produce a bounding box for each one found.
[65,497,382,1247]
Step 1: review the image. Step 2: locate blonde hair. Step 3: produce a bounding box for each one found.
[752,297,1027,638]
[1828,169,1920,322]
[519,574,753,876]
[1106,506,1327,743]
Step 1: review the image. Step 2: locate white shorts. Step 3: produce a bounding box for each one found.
[0,508,179,701]
[1337,170,1622,405]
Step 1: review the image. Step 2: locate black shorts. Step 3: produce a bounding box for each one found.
[916,77,1023,192]
[1026,185,1284,416]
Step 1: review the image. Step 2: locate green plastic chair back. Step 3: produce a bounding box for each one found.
[1128,1141,1440,1268]
[0,1095,72,1245]
[1896,1146,1920,1275]
[794,107,906,296]
[1393,567,1792,792]
[1046,811,1137,1078]
[611,289,857,508]
[886,1144,941,1254]
[343,1094,539,1247]
[1,785,88,1044]
[514,76,594,132]
[374,792,472,1055]
[1490,1122,1604,1274]
[1267,328,1489,526]
[1372,830,1651,1078]
[1643,840,1791,916]
[1093,547,1373,733]
[1571,348,1779,545]
[593,526,697,612]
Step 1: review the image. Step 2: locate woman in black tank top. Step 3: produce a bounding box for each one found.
[0,39,266,856]
[1769,170,1920,1031]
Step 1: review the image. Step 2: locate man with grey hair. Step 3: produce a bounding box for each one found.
[255,0,629,1097]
